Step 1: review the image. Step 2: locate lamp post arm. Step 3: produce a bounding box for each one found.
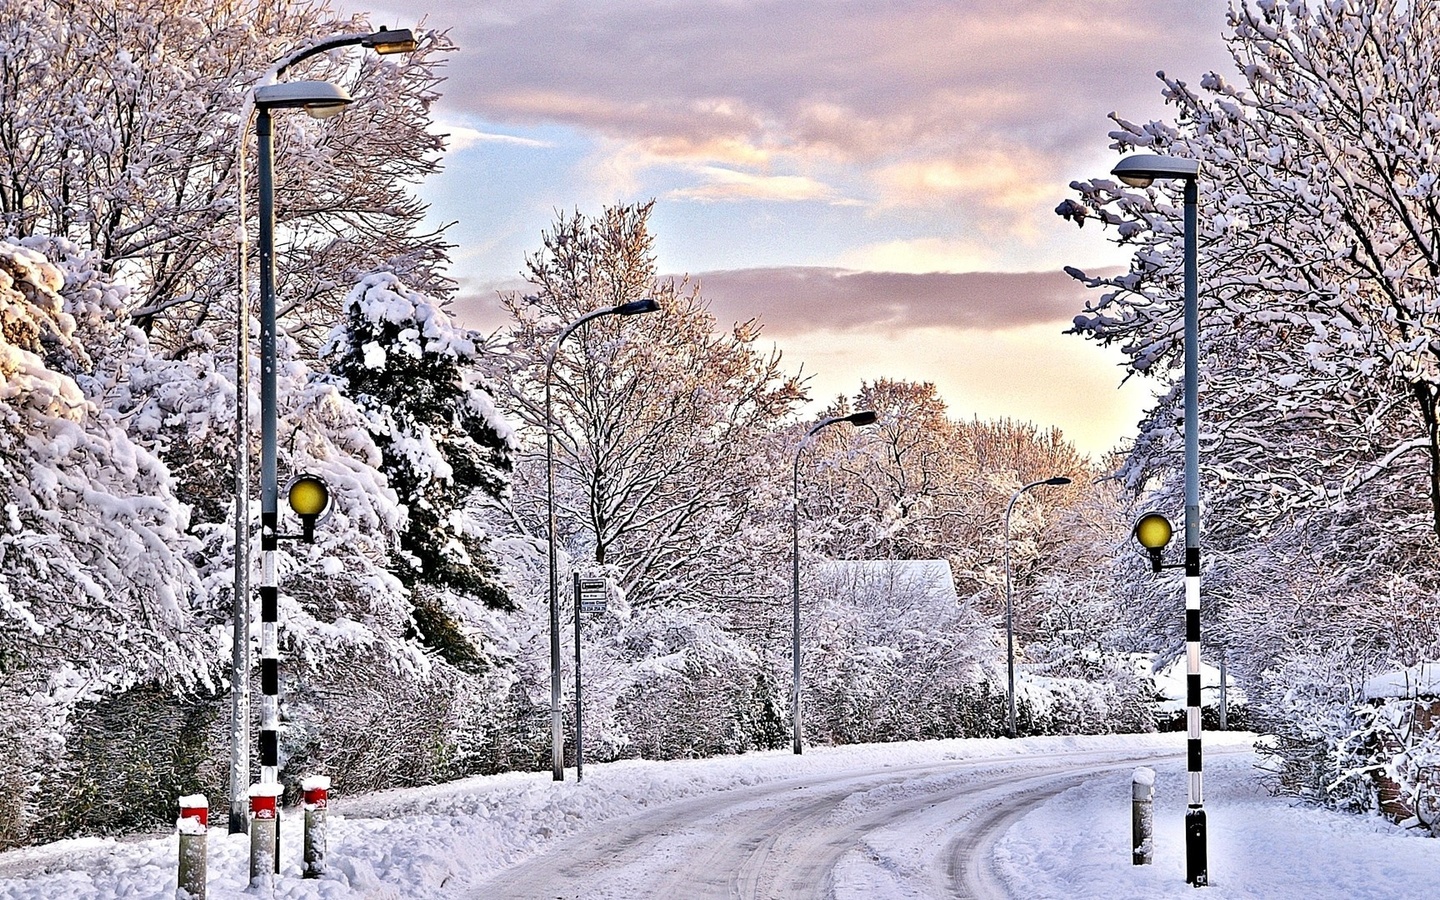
[263,33,378,85]
[806,416,847,438]
[547,307,616,370]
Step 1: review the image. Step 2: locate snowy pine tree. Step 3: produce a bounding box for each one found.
[324,272,516,670]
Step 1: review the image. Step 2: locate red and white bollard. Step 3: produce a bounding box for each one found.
[177,794,208,899]
[247,782,283,891]
[301,776,330,879]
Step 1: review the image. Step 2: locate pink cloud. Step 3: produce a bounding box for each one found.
[450,266,1109,338]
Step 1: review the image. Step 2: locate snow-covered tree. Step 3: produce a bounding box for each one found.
[323,271,515,671]
[806,381,1088,598]
[1058,0,1440,802]
[0,240,211,845]
[0,0,453,352]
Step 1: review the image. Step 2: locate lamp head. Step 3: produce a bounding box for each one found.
[1043,476,1073,486]
[362,27,418,55]
[613,297,661,316]
[846,410,878,427]
[1111,154,1201,188]
[254,80,353,119]
[1133,512,1173,572]
[286,474,332,543]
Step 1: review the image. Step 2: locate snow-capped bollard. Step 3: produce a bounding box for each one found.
[247,782,283,891]
[177,794,208,899]
[1132,766,1155,866]
[302,775,330,879]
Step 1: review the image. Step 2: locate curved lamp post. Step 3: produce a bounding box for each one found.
[230,24,420,835]
[233,24,417,846]
[1003,476,1071,738]
[791,410,877,755]
[1113,152,1208,888]
[546,298,661,781]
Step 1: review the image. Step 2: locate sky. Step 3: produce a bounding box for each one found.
[4,732,1437,898]
[339,0,1236,457]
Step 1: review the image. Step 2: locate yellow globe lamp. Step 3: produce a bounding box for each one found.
[286,474,331,543]
[1133,512,1173,571]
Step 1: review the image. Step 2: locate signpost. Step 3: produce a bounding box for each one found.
[574,575,607,780]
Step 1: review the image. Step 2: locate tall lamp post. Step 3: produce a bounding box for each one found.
[1003,475,1071,738]
[1113,153,1207,887]
[236,27,417,848]
[546,298,661,781]
[791,410,877,755]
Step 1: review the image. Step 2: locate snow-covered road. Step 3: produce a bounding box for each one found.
[470,747,1184,899]
[6,731,1439,899]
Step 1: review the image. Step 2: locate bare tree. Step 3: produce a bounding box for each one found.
[502,201,807,608]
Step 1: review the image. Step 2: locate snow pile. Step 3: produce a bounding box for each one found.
[1362,663,1440,701]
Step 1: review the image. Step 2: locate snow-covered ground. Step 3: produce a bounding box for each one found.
[0,732,1435,899]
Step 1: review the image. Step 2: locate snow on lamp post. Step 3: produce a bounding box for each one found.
[791,410,877,755]
[232,27,417,837]
[1114,152,1208,888]
[545,298,661,782]
[1003,475,1071,739]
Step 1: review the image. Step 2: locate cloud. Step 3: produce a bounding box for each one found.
[835,239,1001,273]
[447,265,1108,338]
[442,265,1143,457]
[439,122,554,151]
[690,266,1105,336]
[404,0,1227,159]
[667,167,847,203]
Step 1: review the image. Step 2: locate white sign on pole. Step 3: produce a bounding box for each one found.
[577,577,607,614]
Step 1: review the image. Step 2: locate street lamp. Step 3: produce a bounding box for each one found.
[1003,475,1072,739]
[251,75,353,805]
[791,410,877,755]
[230,27,417,837]
[1113,152,1208,888]
[546,298,661,781]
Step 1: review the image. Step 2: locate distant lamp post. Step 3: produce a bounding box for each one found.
[791,409,878,755]
[1113,152,1208,888]
[546,298,661,782]
[1003,476,1072,739]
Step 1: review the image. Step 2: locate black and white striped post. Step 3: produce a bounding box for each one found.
[1116,153,1207,888]
[252,79,355,876]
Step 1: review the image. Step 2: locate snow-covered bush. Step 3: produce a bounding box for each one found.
[1334,665,1440,830]
[804,561,1004,743]
[603,604,785,761]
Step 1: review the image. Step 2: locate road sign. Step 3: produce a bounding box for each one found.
[576,577,607,614]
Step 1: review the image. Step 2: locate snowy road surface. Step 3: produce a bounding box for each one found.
[469,747,1185,899]
[5,731,1440,899]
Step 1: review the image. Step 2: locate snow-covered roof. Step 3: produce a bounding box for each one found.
[1362,663,1440,701]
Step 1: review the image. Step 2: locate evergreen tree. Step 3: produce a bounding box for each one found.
[324,272,515,667]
